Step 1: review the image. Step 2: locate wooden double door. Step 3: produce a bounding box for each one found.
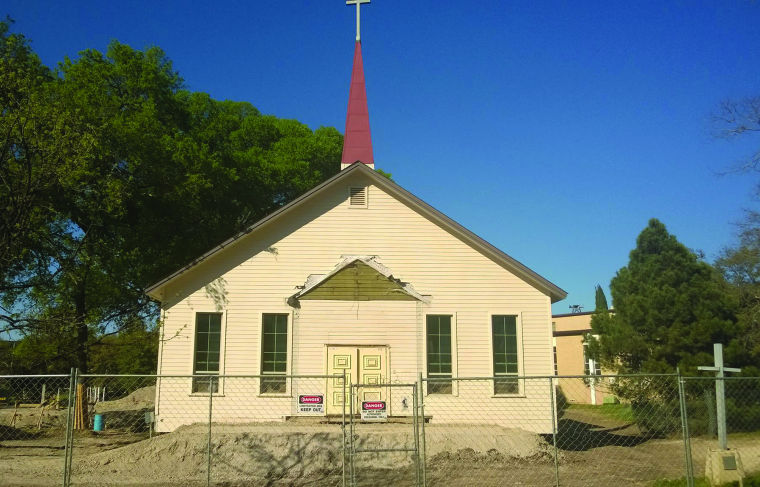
[326,346,388,415]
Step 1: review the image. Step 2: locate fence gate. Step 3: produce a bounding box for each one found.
[348,382,422,486]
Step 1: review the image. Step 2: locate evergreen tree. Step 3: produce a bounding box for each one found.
[588,219,740,374]
[594,284,609,311]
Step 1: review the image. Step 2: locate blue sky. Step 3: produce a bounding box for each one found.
[7,0,760,314]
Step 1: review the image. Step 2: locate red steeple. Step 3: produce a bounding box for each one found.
[341,41,374,166]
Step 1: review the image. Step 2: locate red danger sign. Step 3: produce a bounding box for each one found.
[362,401,386,411]
[299,395,324,405]
[361,400,388,421]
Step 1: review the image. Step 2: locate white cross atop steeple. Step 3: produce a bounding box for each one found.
[346,0,370,41]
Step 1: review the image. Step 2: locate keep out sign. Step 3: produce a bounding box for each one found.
[361,401,387,421]
[297,394,325,414]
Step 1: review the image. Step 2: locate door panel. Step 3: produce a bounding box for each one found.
[326,346,388,415]
[359,347,387,412]
[326,346,354,415]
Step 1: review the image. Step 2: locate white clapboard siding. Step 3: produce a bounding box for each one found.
[154,170,555,433]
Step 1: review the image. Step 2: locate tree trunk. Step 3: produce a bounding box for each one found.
[74,278,88,373]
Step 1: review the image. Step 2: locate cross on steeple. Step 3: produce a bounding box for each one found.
[697,343,741,450]
[347,0,370,41]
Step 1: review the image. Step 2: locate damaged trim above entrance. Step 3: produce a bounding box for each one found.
[288,255,429,306]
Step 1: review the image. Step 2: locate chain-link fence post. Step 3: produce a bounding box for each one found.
[62,368,75,487]
[677,370,695,487]
[207,375,213,487]
[418,372,427,487]
[412,383,420,486]
[349,381,355,486]
[342,369,347,487]
[66,368,79,486]
[549,376,560,487]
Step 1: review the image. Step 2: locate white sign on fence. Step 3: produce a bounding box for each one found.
[297,394,325,414]
[361,401,387,421]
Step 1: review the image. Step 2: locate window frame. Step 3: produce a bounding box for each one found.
[190,311,226,396]
[553,336,558,376]
[583,342,601,376]
[259,312,291,396]
[489,312,524,397]
[423,312,458,396]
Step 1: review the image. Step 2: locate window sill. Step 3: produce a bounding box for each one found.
[257,393,292,398]
[189,393,225,398]
[491,394,526,399]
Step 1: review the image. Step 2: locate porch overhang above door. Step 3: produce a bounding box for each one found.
[288,255,429,305]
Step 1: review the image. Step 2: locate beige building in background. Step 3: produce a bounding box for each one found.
[553,311,614,405]
[146,163,567,433]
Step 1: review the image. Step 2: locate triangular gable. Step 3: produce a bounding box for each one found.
[146,163,566,303]
[289,256,427,305]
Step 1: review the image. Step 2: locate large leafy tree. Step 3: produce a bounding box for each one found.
[715,214,760,367]
[711,94,760,371]
[712,96,760,173]
[588,219,741,374]
[0,22,342,373]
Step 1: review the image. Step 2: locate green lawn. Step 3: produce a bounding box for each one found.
[566,403,635,423]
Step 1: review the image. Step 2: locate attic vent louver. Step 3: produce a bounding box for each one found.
[349,186,367,207]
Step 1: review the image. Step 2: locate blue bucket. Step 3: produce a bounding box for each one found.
[93,414,104,432]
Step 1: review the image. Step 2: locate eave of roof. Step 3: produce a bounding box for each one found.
[553,328,593,337]
[552,309,614,318]
[146,162,567,303]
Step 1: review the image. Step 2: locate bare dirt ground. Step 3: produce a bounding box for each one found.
[1,401,758,486]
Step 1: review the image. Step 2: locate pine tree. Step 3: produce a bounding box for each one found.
[588,219,739,374]
[594,285,609,312]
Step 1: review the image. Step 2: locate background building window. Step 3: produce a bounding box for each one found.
[492,315,519,394]
[193,313,222,393]
[583,343,601,376]
[553,338,558,376]
[261,313,288,393]
[426,315,452,394]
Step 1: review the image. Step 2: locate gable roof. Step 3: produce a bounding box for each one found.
[146,162,567,303]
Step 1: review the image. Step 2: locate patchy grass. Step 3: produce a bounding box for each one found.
[652,472,760,487]
[567,403,635,423]
[651,478,710,487]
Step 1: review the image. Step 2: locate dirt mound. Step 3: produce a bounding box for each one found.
[0,407,66,435]
[424,424,552,459]
[94,386,155,413]
[74,423,344,485]
[71,422,551,485]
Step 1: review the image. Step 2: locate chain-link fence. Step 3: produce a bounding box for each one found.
[0,374,72,487]
[553,374,689,487]
[348,382,421,486]
[1,372,759,486]
[682,377,760,484]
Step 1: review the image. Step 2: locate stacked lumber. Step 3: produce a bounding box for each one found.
[73,383,88,430]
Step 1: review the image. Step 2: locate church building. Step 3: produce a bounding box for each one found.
[146,2,566,434]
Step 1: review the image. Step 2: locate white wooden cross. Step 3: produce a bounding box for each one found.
[347,0,371,41]
[697,343,741,450]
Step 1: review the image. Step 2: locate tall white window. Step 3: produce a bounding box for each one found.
[492,315,520,394]
[193,313,222,393]
[260,313,288,393]
[426,315,453,394]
